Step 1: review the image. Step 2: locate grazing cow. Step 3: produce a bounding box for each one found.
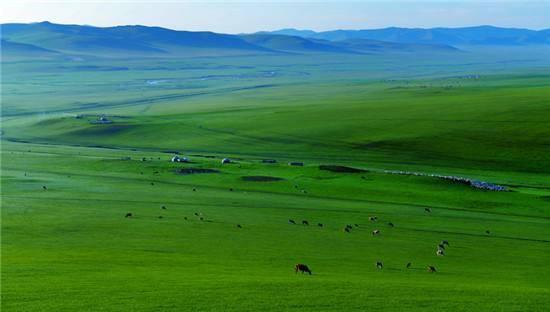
[486,230,491,235]
[200,217,204,221]
[295,264,312,275]
[354,224,359,227]
[161,205,166,210]
[236,224,242,228]
[346,224,353,229]
[184,217,188,220]
[372,229,380,236]
[438,244,446,250]
[301,190,308,194]
[125,213,133,218]
[193,188,197,192]
[425,208,432,213]
[42,186,47,190]
[194,212,199,216]
[388,222,394,227]
[302,220,309,226]
[436,249,445,256]
[318,223,323,227]
[288,219,296,224]
[158,216,163,219]
[151,182,154,186]
[406,262,412,269]
[343,227,351,233]
[441,240,449,246]
[427,266,437,273]
[376,261,383,269]
[229,188,233,192]
[369,216,377,222]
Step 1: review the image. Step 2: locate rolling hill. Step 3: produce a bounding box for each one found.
[2,22,463,59]
[267,26,550,46]
[1,21,274,57]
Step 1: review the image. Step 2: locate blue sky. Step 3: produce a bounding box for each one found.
[2,1,549,33]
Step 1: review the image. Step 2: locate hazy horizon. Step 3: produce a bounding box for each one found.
[2,1,549,34]
[2,20,549,33]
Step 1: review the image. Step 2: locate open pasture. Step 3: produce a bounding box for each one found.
[2,50,550,311]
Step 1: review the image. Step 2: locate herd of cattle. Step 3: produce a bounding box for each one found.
[122,202,445,275]
[288,214,445,274]
[37,151,491,278]
[38,155,478,277]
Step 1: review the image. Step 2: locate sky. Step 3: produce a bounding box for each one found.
[1,1,549,33]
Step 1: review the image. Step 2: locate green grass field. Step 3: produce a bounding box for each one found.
[2,51,550,311]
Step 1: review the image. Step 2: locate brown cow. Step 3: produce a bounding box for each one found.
[295,264,312,275]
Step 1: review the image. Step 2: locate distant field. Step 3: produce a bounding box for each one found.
[2,50,550,311]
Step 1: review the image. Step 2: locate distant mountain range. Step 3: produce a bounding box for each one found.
[2,22,548,60]
[265,26,550,46]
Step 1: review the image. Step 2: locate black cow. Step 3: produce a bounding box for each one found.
[302,220,309,225]
[406,262,412,269]
[288,219,296,224]
[427,266,437,273]
[125,213,133,218]
[295,264,312,275]
[376,261,383,269]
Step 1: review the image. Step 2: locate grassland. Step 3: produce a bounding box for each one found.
[2,50,550,311]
